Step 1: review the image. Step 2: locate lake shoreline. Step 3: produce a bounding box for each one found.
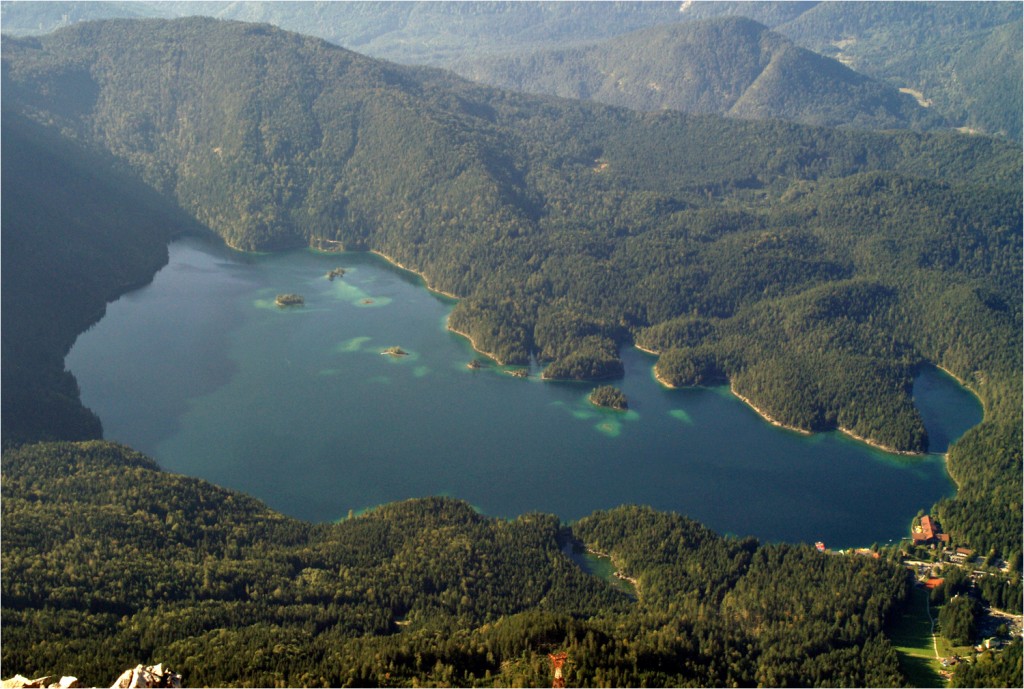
[648,354,943,456]
[446,324,508,366]
[212,243,988,468]
[930,363,988,420]
[729,383,814,436]
[836,426,923,457]
[919,363,981,492]
[583,547,640,592]
[69,238,962,546]
[366,249,508,365]
[653,366,676,389]
[650,360,813,438]
[369,250,460,300]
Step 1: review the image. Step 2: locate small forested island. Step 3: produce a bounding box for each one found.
[274,293,304,307]
[326,267,345,281]
[381,346,408,357]
[590,385,628,410]
[504,368,529,378]
[466,358,486,370]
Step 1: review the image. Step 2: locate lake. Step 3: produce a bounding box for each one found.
[67,237,981,547]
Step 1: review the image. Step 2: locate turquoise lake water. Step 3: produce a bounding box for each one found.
[66,237,982,547]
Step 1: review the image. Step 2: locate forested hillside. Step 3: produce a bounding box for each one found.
[4,2,1018,138]
[2,441,912,687]
[450,17,942,131]
[2,17,1020,557]
[0,109,201,445]
[772,1,1023,140]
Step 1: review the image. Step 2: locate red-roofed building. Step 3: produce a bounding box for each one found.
[924,577,944,590]
[951,547,975,564]
[915,516,936,542]
[913,515,950,546]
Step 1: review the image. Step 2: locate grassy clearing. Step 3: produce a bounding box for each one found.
[888,586,946,687]
[936,635,976,660]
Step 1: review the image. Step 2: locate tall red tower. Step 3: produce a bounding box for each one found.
[548,652,568,689]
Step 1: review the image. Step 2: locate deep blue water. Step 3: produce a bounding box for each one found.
[67,237,981,547]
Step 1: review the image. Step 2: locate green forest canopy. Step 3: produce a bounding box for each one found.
[5,441,1018,686]
[2,441,913,687]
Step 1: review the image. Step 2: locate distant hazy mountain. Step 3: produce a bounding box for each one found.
[451,17,943,131]
[772,1,1023,139]
[3,1,1017,137]
[0,0,687,60]
[0,0,172,33]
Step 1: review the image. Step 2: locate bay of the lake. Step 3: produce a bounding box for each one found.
[67,237,979,547]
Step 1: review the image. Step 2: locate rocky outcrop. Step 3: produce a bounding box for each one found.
[2,665,181,689]
[1,676,80,689]
[109,665,181,688]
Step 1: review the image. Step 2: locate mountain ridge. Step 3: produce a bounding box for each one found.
[451,16,943,131]
[3,1,1018,138]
